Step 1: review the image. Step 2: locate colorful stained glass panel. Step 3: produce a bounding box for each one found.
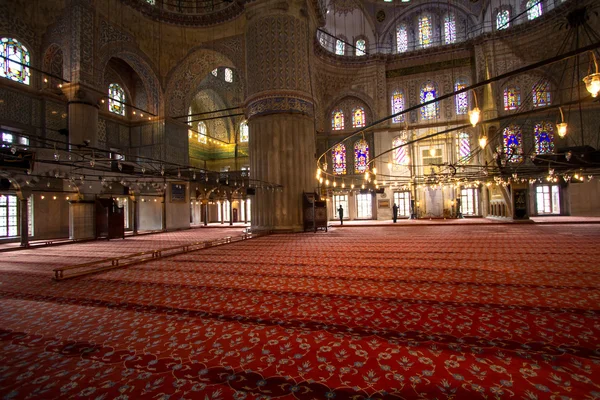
[356,39,366,56]
[391,92,405,123]
[332,111,344,130]
[419,16,432,48]
[504,87,520,110]
[352,108,366,128]
[497,10,510,30]
[534,122,554,154]
[444,14,456,44]
[354,139,369,174]
[503,125,523,163]
[1,38,30,85]
[332,143,346,175]
[533,82,551,107]
[108,83,125,116]
[396,25,408,53]
[420,82,438,120]
[455,82,468,115]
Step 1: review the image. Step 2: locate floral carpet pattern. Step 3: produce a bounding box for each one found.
[1,224,600,399]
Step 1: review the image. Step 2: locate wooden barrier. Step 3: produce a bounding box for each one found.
[53,230,271,281]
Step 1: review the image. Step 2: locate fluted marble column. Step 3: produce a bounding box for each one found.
[245,0,317,232]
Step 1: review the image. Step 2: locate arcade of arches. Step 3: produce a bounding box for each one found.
[0,0,599,239]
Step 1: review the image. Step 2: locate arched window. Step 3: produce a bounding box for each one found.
[497,9,510,30]
[391,91,405,123]
[503,125,523,163]
[392,136,409,170]
[444,14,456,44]
[211,68,218,77]
[240,121,249,142]
[352,107,366,128]
[355,39,366,56]
[332,143,346,175]
[526,0,542,20]
[198,121,207,144]
[332,110,344,130]
[396,24,408,53]
[1,38,30,85]
[503,87,521,110]
[108,83,126,116]
[335,39,345,56]
[534,122,554,154]
[224,68,233,83]
[420,81,439,120]
[354,139,369,174]
[418,15,433,48]
[457,132,470,163]
[455,80,468,115]
[533,82,551,107]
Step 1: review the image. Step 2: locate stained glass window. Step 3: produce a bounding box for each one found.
[497,10,510,30]
[240,121,249,142]
[336,39,345,56]
[224,68,233,83]
[419,16,433,48]
[503,125,523,163]
[420,81,439,120]
[503,87,521,110]
[457,131,470,163]
[332,110,344,130]
[444,14,456,44]
[352,107,366,128]
[396,25,408,53]
[534,122,554,154]
[354,139,369,174]
[392,136,409,170]
[1,38,30,85]
[391,91,405,123]
[108,83,125,116]
[455,82,468,115]
[198,121,207,144]
[527,0,542,20]
[356,39,366,56]
[211,68,218,77]
[332,143,346,175]
[533,82,551,107]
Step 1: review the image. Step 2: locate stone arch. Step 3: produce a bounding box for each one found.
[96,42,163,115]
[165,47,239,118]
[326,90,375,119]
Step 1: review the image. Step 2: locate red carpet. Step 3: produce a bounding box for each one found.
[1,224,599,399]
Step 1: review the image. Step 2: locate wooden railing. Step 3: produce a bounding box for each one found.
[53,229,270,281]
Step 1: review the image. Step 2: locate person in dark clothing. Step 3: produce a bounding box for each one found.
[392,203,398,223]
[338,205,344,225]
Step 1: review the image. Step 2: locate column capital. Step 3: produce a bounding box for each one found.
[61,83,104,107]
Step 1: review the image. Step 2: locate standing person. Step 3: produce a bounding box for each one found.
[392,203,398,223]
[338,205,344,225]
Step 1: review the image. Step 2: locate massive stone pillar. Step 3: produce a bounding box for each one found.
[245,0,317,232]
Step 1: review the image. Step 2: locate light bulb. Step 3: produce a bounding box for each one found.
[479,135,488,149]
[351,183,355,189]
[429,148,436,157]
[373,167,377,175]
[333,181,337,187]
[387,162,392,170]
[556,122,567,138]
[325,179,329,186]
[583,73,600,97]
[468,107,481,127]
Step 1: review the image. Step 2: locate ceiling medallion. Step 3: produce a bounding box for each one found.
[376,9,386,23]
